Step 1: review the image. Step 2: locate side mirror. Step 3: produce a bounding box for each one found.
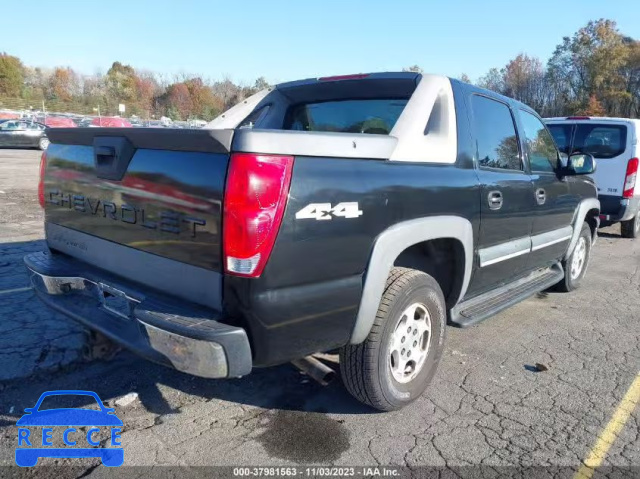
[565,153,596,175]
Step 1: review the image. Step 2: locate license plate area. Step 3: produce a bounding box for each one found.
[98,282,134,319]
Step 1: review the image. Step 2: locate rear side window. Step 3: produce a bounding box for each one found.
[470,95,521,171]
[238,105,271,129]
[573,124,627,159]
[547,124,573,154]
[284,99,408,135]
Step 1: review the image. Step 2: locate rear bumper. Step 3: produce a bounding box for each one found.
[24,251,252,378]
[598,195,640,224]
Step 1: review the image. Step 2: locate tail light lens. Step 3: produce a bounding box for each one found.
[223,153,294,277]
[623,158,639,198]
[38,151,47,208]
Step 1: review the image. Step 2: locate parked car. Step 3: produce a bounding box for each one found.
[90,117,132,128]
[144,120,165,128]
[43,116,77,128]
[0,119,49,149]
[25,72,599,411]
[0,112,20,120]
[76,117,94,128]
[546,117,640,238]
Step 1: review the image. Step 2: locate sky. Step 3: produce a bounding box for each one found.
[3,0,640,85]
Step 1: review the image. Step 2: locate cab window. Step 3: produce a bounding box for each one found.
[520,110,558,173]
[470,95,522,171]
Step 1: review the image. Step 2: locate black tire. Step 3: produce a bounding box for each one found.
[555,222,591,292]
[621,211,640,238]
[339,267,446,411]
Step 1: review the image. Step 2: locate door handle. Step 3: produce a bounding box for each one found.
[535,188,546,205]
[488,190,503,210]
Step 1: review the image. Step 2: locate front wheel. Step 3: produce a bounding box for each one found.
[339,267,446,411]
[555,222,591,292]
[621,210,640,238]
[38,137,50,150]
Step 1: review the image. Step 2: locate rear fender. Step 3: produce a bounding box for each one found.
[350,216,473,344]
[566,198,600,256]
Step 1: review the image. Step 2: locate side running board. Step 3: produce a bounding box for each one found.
[450,264,564,328]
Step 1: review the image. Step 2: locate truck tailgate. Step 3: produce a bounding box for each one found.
[42,128,233,308]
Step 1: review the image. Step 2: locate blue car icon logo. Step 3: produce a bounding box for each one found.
[15,390,123,467]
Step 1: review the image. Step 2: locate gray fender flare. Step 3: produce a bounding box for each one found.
[565,198,600,259]
[350,216,474,344]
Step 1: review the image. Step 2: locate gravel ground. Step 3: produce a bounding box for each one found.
[0,149,638,477]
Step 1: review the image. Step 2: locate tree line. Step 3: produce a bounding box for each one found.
[474,19,639,117]
[0,56,269,121]
[411,19,638,118]
[1,19,638,121]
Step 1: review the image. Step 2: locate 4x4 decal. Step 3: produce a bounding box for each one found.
[295,202,363,220]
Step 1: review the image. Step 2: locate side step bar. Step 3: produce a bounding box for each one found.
[450,264,564,328]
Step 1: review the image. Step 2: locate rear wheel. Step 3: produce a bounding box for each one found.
[555,222,591,292]
[339,267,446,411]
[621,210,640,238]
[38,137,50,150]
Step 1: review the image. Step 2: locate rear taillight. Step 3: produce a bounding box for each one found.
[38,151,47,208]
[223,153,294,277]
[623,158,639,199]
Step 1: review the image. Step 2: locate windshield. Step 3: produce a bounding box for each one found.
[36,393,103,411]
[285,99,408,135]
[548,123,628,159]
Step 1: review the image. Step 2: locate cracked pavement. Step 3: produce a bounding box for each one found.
[0,150,638,474]
[0,149,86,380]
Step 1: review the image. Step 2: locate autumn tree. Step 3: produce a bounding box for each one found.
[47,67,80,102]
[22,67,48,101]
[576,94,606,116]
[211,78,243,110]
[0,53,24,97]
[135,71,160,117]
[163,83,193,120]
[253,77,270,91]
[105,62,138,111]
[402,65,423,73]
[548,19,630,115]
[619,39,640,117]
[82,75,108,112]
[501,54,547,112]
[477,68,503,93]
[184,78,223,120]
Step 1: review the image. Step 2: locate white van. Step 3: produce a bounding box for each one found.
[545,117,640,237]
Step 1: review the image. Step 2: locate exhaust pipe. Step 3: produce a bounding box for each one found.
[292,356,336,386]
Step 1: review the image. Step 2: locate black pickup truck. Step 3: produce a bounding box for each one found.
[25,72,600,411]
